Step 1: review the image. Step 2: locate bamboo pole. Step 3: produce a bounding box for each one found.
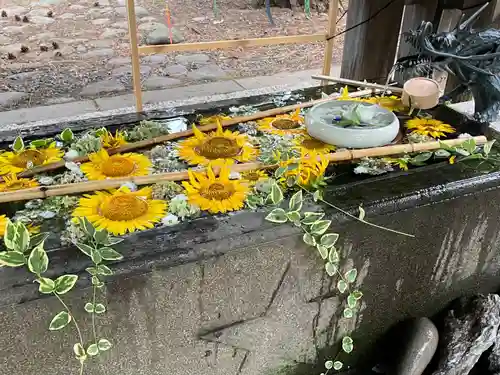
[139,34,326,54]
[321,0,339,86]
[126,0,143,112]
[12,89,375,180]
[312,75,404,93]
[0,136,487,204]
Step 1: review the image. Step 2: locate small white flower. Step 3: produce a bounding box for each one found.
[161,214,179,226]
[120,182,137,192]
[229,171,241,180]
[64,149,80,160]
[38,176,54,185]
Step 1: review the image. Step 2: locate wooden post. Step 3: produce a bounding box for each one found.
[321,0,339,85]
[340,0,405,83]
[126,0,143,112]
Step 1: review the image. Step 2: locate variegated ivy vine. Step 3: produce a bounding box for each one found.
[0,217,123,375]
[263,173,414,373]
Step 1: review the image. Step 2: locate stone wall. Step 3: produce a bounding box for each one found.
[2,161,500,375]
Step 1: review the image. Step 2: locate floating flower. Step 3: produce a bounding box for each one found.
[182,164,249,214]
[177,122,257,167]
[365,95,407,112]
[256,109,305,136]
[0,142,63,175]
[80,149,151,180]
[241,170,268,185]
[406,118,456,139]
[198,114,232,126]
[280,151,329,187]
[0,174,39,192]
[72,186,167,235]
[294,135,336,155]
[100,130,128,149]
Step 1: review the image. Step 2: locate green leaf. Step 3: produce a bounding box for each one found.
[434,149,451,158]
[73,343,86,358]
[98,338,112,351]
[342,336,353,353]
[75,242,93,257]
[38,277,55,294]
[289,191,303,212]
[410,152,433,165]
[86,267,98,276]
[484,140,496,155]
[91,248,102,264]
[84,303,94,313]
[105,237,124,246]
[87,344,99,357]
[461,138,476,154]
[328,247,339,263]
[100,247,123,261]
[301,212,324,225]
[345,269,358,283]
[358,206,366,221]
[92,276,104,288]
[93,229,109,245]
[352,290,363,300]
[310,220,331,236]
[80,218,95,237]
[60,128,74,142]
[438,141,456,152]
[324,360,333,370]
[303,233,316,246]
[325,262,337,276]
[347,293,357,308]
[94,303,106,314]
[28,242,48,275]
[317,245,329,260]
[333,361,343,370]
[54,275,78,294]
[14,223,30,253]
[12,136,24,153]
[0,251,26,267]
[49,311,71,331]
[320,233,339,248]
[455,148,470,156]
[274,166,287,179]
[265,208,288,223]
[313,190,322,202]
[270,184,283,205]
[286,211,301,222]
[343,307,354,318]
[97,264,113,276]
[4,219,17,250]
[30,232,49,247]
[30,139,51,148]
[337,280,348,293]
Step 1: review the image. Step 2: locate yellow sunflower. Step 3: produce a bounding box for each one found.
[0,216,39,238]
[241,170,268,185]
[100,130,128,149]
[280,151,329,187]
[81,149,151,180]
[406,118,456,139]
[294,135,336,155]
[72,186,167,235]
[182,164,249,214]
[177,122,258,167]
[365,95,407,112]
[198,114,232,126]
[0,142,63,176]
[0,174,39,192]
[257,109,305,136]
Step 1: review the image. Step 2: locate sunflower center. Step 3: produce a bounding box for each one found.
[101,195,148,221]
[11,150,46,168]
[101,155,136,177]
[302,138,326,150]
[195,137,242,159]
[271,118,300,130]
[200,182,235,200]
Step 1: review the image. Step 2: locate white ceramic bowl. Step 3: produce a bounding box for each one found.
[305,100,400,149]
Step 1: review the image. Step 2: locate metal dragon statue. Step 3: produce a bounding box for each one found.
[393,3,500,122]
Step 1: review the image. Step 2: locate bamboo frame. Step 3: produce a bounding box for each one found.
[0,136,487,204]
[125,0,341,113]
[10,89,375,181]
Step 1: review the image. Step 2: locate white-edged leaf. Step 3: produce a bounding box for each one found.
[84,303,94,313]
[334,361,343,370]
[54,274,78,294]
[301,212,324,225]
[0,251,25,267]
[28,242,48,275]
[4,219,17,250]
[49,311,71,331]
[342,336,353,353]
[73,343,86,358]
[317,245,328,260]
[310,220,331,236]
[60,128,74,142]
[12,136,24,153]
[328,247,339,263]
[99,247,123,261]
[313,190,322,202]
[324,360,333,370]
[75,242,93,257]
[274,166,287,179]
[484,140,496,155]
[97,264,113,276]
[352,290,363,300]
[98,338,112,351]
[87,344,99,357]
[343,307,354,318]
[303,233,316,246]
[38,277,55,294]
[270,184,284,205]
[434,149,451,158]
[461,138,476,154]
[337,280,348,293]
[358,206,366,221]
[347,293,357,308]
[80,218,95,237]
[345,269,358,283]
[286,211,301,222]
[265,208,288,223]
[289,191,303,212]
[94,303,106,314]
[15,223,30,253]
[91,248,102,264]
[93,229,108,245]
[320,233,339,248]
[325,262,337,276]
